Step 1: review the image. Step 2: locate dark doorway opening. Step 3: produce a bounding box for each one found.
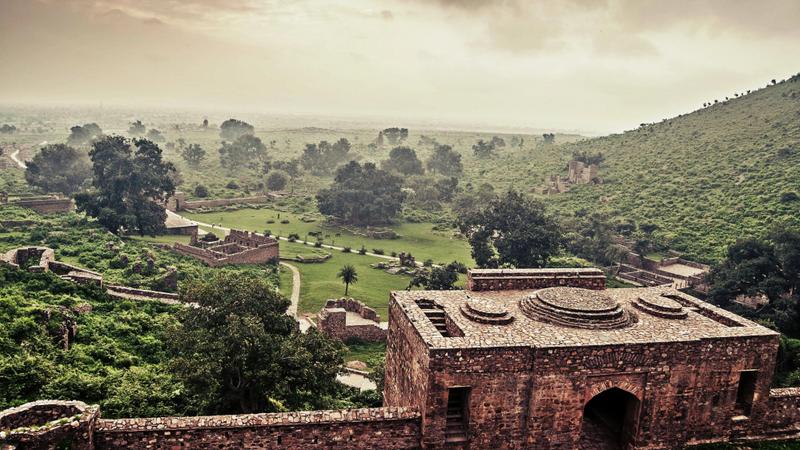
[580,388,640,450]
[735,371,758,416]
[445,387,469,443]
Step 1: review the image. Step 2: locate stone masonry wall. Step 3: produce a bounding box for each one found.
[94,407,420,450]
[180,195,273,211]
[318,298,387,342]
[467,268,606,291]
[0,401,99,450]
[10,198,73,214]
[384,298,431,415]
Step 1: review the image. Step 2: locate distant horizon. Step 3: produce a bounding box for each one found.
[2,0,800,136]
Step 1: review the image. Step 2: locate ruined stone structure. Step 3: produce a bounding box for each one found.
[166,192,280,212]
[1,246,55,272]
[173,229,279,267]
[537,160,601,195]
[5,268,800,449]
[1,194,73,214]
[617,252,711,292]
[318,298,388,342]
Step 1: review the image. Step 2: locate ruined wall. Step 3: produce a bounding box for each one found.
[324,297,381,321]
[180,195,273,211]
[318,299,387,342]
[1,246,54,272]
[467,268,606,292]
[94,407,420,450]
[10,198,73,214]
[384,297,431,415]
[525,335,780,449]
[173,232,279,266]
[0,401,99,450]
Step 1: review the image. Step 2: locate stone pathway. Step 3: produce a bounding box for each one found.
[279,261,312,332]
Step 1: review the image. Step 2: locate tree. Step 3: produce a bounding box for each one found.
[180,143,206,167]
[300,138,351,174]
[426,144,463,176]
[0,124,17,134]
[66,123,102,146]
[408,264,459,290]
[128,120,146,136]
[382,146,424,175]
[316,161,406,225]
[266,170,289,191]
[74,136,176,236]
[379,127,408,146]
[338,265,359,296]
[168,271,345,414]
[146,129,165,142]
[490,136,506,148]
[218,134,267,170]
[542,133,555,144]
[194,184,209,197]
[572,150,605,165]
[202,118,209,129]
[24,144,90,195]
[219,118,254,141]
[472,139,495,158]
[459,190,561,268]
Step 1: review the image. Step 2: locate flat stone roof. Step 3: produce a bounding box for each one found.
[391,286,777,350]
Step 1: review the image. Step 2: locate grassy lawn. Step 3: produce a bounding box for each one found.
[343,339,386,370]
[183,207,474,265]
[279,240,410,319]
[278,263,294,299]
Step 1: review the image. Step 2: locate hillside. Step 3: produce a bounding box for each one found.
[533,75,800,262]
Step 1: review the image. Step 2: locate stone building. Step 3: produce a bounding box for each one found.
[172,229,279,266]
[318,298,388,342]
[567,160,600,184]
[4,268,800,449]
[385,268,795,449]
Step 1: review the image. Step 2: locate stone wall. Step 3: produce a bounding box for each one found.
[0,401,99,450]
[94,407,420,449]
[1,246,55,272]
[179,195,274,211]
[318,298,387,342]
[9,197,73,214]
[467,268,606,291]
[106,285,181,302]
[173,230,279,267]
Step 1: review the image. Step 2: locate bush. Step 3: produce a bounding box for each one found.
[314,240,323,248]
[372,248,385,255]
[342,247,352,253]
[225,180,239,189]
[194,185,209,198]
[780,192,799,203]
[358,245,367,255]
[423,259,433,267]
[390,251,398,257]
[280,219,290,224]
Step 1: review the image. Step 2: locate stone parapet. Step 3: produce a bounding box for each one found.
[467,268,606,291]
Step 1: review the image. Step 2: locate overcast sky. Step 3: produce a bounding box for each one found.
[1,0,799,134]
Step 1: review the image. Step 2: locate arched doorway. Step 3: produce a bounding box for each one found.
[579,387,640,450]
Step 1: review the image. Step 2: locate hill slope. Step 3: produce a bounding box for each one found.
[533,75,800,262]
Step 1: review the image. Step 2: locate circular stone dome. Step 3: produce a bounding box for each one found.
[519,287,635,329]
[460,295,514,325]
[632,293,688,319]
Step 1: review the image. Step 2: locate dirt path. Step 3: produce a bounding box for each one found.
[279,261,312,331]
[9,147,26,169]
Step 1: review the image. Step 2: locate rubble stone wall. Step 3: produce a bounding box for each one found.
[467,268,606,291]
[180,195,272,211]
[10,198,73,214]
[94,407,420,450]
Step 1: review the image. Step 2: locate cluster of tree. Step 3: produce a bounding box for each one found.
[376,127,408,146]
[562,212,630,267]
[459,190,561,268]
[403,176,459,210]
[572,150,605,165]
[472,138,501,158]
[24,144,91,195]
[407,261,465,290]
[219,118,254,141]
[300,138,351,175]
[381,146,424,176]
[219,134,267,170]
[426,144,463,176]
[146,129,165,142]
[128,120,146,136]
[542,133,555,144]
[509,135,525,147]
[170,271,345,413]
[75,135,176,236]
[316,161,406,226]
[67,123,103,146]
[0,124,16,134]
[177,139,207,167]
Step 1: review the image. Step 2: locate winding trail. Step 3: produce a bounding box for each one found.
[279,261,312,332]
[9,147,26,169]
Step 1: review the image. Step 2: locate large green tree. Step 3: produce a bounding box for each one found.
[180,143,206,167]
[382,146,424,175]
[219,118,254,141]
[74,136,176,236]
[219,134,267,170]
[300,138,351,174]
[316,161,406,225]
[66,123,102,146]
[426,144,463,176]
[168,271,344,414]
[459,190,561,268]
[24,144,90,195]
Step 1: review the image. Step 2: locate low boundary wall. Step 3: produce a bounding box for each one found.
[467,268,606,291]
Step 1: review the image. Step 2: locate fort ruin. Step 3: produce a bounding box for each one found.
[172,229,279,267]
[4,268,800,449]
[318,297,388,342]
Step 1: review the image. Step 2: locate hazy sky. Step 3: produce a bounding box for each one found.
[1,0,799,133]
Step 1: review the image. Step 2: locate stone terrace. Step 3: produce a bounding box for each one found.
[390,286,777,349]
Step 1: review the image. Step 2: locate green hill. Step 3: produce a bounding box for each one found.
[532,75,800,262]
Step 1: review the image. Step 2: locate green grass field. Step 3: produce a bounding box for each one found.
[183,207,474,265]
[279,240,411,318]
